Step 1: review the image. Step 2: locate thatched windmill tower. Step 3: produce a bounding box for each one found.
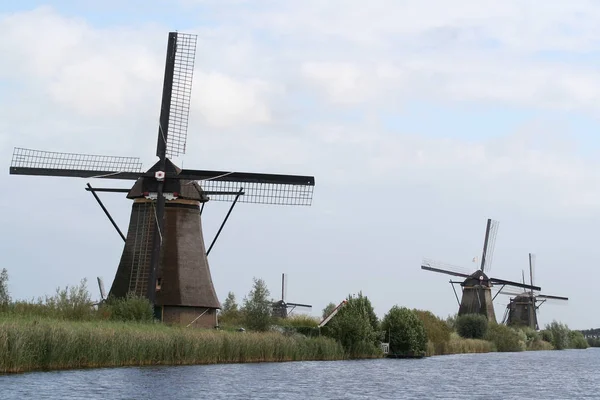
[421,218,540,321]
[9,31,315,328]
[500,253,568,330]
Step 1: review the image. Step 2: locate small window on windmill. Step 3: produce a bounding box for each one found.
[156,278,162,291]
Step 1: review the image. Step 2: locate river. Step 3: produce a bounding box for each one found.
[1,349,599,399]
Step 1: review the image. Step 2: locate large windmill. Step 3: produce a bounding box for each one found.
[501,253,568,330]
[421,218,540,322]
[272,273,312,319]
[9,31,315,328]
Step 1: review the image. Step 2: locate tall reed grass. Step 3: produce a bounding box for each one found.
[425,332,494,356]
[0,316,345,374]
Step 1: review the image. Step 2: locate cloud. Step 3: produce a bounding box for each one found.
[2,3,600,329]
[193,71,275,128]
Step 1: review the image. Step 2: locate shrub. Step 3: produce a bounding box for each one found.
[540,329,553,344]
[456,314,488,339]
[485,323,526,352]
[442,332,494,354]
[587,337,600,347]
[414,309,451,354]
[527,338,554,351]
[382,306,427,356]
[102,293,154,322]
[546,321,570,350]
[568,330,589,349]
[218,292,243,326]
[278,314,319,328]
[322,292,381,358]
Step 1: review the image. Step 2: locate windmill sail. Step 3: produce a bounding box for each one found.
[155,32,197,159]
[480,219,499,273]
[9,30,317,329]
[9,148,143,179]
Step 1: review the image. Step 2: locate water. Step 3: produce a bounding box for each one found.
[2,349,599,399]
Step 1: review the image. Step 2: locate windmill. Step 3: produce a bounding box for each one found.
[9,31,315,328]
[272,273,312,318]
[500,253,568,330]
[421,218,541,322]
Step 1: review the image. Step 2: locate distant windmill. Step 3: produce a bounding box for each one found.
[9,31,315,328]
[500,253,568,330]
[421,218,540,322]
[272,273,312,318]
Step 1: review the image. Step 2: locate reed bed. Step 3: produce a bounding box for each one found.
[0,316,345,374]
[425,333,494,356]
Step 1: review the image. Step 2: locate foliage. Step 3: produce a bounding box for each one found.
[381,306,427,356]
[322,302,337,320]
[455,314,488,339]
[540,329,553,344]
[445,313,457,330]
[278,314,320,328]
[322,292,381,358]
[219,292,242,325]
[519,327,553,351]
[0,316,345,374]
[485,323,526,352]
[545,321,570,350]
[101,293,154,322]
[413,310,451,354]
[2,279,96,321]
[241,278,273,332]
[431,332,494,355]
[0,268,10,306]
[587,337,600,347]
[527,338,554,351]
[568,330,589,349]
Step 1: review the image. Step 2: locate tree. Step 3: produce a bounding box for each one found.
[219,291,241,325]
[322,302,336,320]
[242,278,272,331]
[546,320,570,350]
[222,291,239,314]
[323,292,380,357]
[456,313,488,339]
[414,309,451,352]
[0,268,11,305]
[381,306,427,356]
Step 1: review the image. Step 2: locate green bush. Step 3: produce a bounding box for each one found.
[414,309,451,354]
[587,337,600,347]
[568,330,589,349]
[456,314,488,339]
[322,292,381,358]
[382,306,427,356]
[540,329,553,343]
[485,323,526,352]
[545,321,570,350]
[102,293,153,322]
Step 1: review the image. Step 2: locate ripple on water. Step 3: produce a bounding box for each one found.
[2,349,600,399]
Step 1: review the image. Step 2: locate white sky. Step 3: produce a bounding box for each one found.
[2,2,600,329]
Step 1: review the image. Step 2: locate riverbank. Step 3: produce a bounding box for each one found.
[0,316,346,374]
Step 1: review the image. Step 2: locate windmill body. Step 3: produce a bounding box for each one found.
[458,270,496,321]
[502,253,568,330]
[421,219,541,322]
[9,32,315,328]
[272,273,312,319]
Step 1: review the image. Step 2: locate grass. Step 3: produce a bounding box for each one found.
[0,315,345,374]
[426,332,494,356]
